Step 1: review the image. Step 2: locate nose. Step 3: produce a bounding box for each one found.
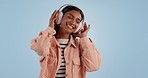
[70,19,75,25]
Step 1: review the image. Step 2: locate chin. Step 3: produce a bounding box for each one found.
[66,29,74,33]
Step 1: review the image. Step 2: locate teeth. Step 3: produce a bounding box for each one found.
[68,25,73,29]
[69,26,72,29]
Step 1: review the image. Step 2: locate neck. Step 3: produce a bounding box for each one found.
[55,29,70,39]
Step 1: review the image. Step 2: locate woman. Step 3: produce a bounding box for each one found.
[30,4,101,78]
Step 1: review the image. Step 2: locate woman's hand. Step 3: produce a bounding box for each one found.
[73,22,90,38]
[49,10,60,28]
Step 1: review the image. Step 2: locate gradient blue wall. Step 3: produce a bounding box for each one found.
[0,0,148,78]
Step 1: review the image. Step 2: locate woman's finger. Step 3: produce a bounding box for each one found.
[54,10,60,18]
[50,10,56,20]
[55,10,60,23]
[83,22,87,31]
[50,10,59,21]
[81,24,90,34]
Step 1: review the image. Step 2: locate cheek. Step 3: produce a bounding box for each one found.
[61,18,69,25]
[76,24,79,28]
[76,23,81,28]
[60,19,66,25]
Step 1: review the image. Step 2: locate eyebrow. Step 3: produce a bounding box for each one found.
[68,13,81,21]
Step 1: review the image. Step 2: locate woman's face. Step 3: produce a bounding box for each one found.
[60,10,81,33]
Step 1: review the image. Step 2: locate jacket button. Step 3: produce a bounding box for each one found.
[66,63,69,65]
[66,73,68,76]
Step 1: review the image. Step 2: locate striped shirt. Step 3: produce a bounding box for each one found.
[55,39,69,78]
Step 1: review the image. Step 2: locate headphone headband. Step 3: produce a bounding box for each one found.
[58,4,76,11]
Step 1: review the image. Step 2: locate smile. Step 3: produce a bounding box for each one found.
[66,24,74,29]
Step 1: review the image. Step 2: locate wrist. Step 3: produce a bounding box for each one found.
[79,35,87,38]
[48,25,54,29]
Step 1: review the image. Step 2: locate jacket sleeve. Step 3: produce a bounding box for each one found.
[79,37,101,72]
[30,27,56,56]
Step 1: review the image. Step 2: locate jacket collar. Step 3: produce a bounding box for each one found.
[53,35,76,48]
[68,35,76,48]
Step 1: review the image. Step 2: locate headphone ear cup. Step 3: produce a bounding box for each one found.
[73,22,83,33]
[57,12,63,25]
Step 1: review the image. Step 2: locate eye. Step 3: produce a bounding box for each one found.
[67,15,73,19]
[76,20,81,24]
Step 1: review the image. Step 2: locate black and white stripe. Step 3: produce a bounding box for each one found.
[55,39,69,78]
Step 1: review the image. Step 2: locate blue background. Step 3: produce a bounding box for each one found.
[0,0,148,78]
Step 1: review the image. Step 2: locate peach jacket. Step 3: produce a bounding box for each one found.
[30,27,101,78]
